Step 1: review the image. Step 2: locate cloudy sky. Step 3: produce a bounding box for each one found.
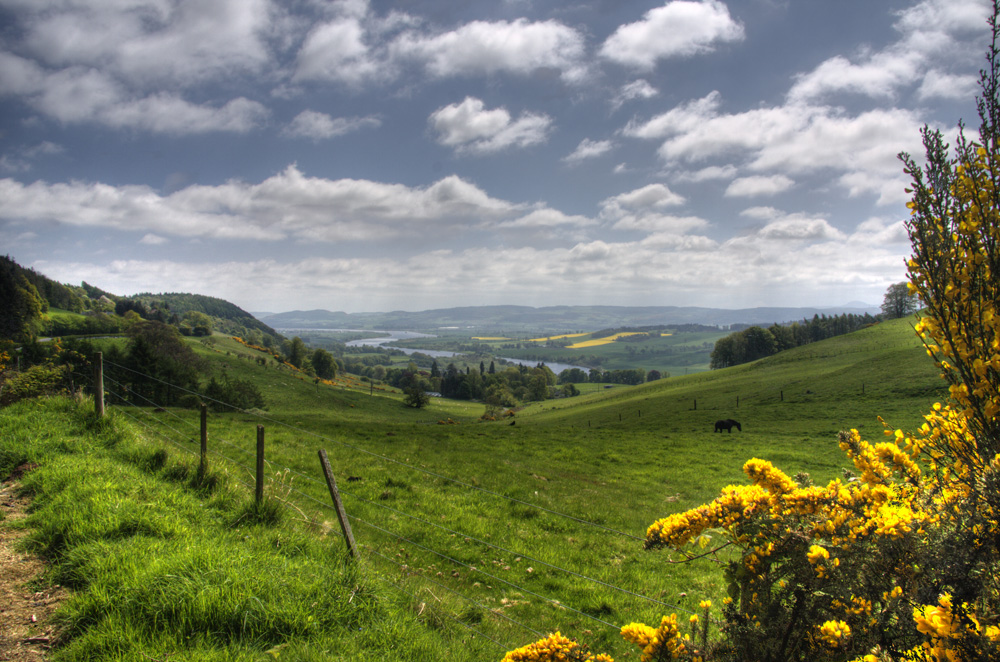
[0,0,990,314]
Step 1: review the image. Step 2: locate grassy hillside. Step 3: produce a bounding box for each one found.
[1,315,946,660]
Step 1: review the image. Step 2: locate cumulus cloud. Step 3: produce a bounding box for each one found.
[625,90,927,204]
[392,18,587,82]
[0,166,521,243]
[601,183,686,212]
[611,79,658,111]
[673,164,738,182]
[282,110,381,139]
[756,216,846,241]
[293,7,388,85]
[917,69,979,100]
[599,0,745,69]
[16,0,276,87]
[563,139,614,163]
[0,52,269,133]
[725,175,794,197]
[496,208,597,230]
[428,97,552,154]
[787,0,989,103]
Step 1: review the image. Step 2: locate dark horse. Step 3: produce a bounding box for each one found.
[715,419,742,433]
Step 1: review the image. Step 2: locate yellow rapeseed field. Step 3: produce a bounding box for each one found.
[567,332,645,348]
[528,333,590,342]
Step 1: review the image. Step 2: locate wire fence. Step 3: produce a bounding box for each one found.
[69,354,701,655]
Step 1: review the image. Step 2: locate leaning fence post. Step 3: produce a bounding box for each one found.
[94,352,105,418]
[199,403,208,473]
[255,425,265,505]
[318,449,358,559]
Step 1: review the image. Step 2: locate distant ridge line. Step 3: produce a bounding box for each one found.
[256,304,880,331]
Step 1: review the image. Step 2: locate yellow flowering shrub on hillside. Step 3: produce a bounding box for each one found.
[500,9,1000,662]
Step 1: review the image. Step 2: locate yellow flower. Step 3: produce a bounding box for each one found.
[818,620,851,647]
[807,544,830,564]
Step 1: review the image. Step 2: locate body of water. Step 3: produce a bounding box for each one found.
[296,329,591,373]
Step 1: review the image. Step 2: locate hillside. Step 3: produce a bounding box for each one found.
[0,313,948,660]
[123,291,281,342]
[0,255,282,345]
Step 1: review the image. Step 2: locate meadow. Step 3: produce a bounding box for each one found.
[0,315,947,661]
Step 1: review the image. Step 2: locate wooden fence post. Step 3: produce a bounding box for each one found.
[255,425,265,505]
[199,403,208,473]
[94,352,104,418]
[318,449,358,559]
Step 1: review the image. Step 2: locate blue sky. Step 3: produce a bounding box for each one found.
[0,0,989,314]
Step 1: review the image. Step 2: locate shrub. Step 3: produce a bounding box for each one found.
[0,363,66,406]
[204,374,266,412]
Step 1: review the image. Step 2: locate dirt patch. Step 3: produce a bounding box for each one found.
[0,466,68,662]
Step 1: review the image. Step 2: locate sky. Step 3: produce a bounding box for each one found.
[0,0,991,314]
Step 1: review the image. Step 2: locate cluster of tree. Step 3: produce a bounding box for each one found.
[386,359,562,406]
[280,336,338,380]
[204,374,266,411]
[98,321,267,410]
[557,367,657,385]
[1,256,46,342]
[710,312,879,369]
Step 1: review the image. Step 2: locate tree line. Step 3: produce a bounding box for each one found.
[709,313,879,369]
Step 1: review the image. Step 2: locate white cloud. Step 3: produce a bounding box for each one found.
[725,174,794,197]
[917,69,979,100]
[599,0,745,70]
[674,164,737,182]
[0,166,521,243]
[626,91,927,204]
[294,11,386,85]
[140,233,168,245]
[17,0,276,87]
[392,18,587,82]
[787,52,922,104]
[756,217,845,241]
[32,220,911,311]
[563,138,614,163]
[787,0,989,103]
[282,110,381,139]
[601,183,686,213]
[611,213,709,234]
[497,208,597,230]
[740,206,781,220]
[429,97,552,154]
[0,53,268,133]
[611,79,658,111]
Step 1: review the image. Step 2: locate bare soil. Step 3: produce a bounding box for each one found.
[0,465,68,662]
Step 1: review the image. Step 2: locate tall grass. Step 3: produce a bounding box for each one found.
[0,398,499,661]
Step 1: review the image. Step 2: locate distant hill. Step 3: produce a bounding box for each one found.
[259,304,881,332]
[125,292,281,342]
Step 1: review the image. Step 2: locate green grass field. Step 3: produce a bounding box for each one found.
[1,316,947,660]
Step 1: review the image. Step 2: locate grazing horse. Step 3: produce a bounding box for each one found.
[714,419,742,433]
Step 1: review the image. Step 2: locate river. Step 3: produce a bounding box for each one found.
[278,328,590,374]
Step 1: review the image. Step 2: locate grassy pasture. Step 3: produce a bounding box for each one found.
[2,316,947,660]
